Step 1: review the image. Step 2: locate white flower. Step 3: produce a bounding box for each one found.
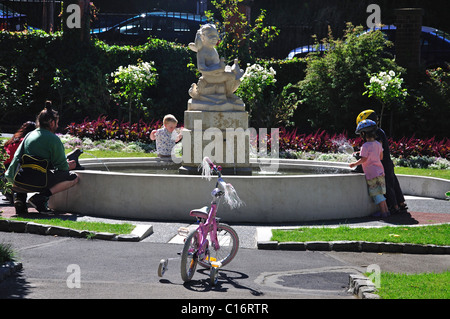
[381,86,386,91]
[389,70,395,77]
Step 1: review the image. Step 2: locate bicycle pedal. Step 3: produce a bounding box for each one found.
[211,261,222,269]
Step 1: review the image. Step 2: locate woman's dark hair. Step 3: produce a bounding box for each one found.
[36,100,59,130]
[4,121,36,147]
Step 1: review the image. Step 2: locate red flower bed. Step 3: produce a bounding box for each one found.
[65,118,450,160]
[65,116,163,144]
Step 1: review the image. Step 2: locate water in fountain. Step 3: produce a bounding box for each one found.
[82,151,110,171]
[332,138,355,162]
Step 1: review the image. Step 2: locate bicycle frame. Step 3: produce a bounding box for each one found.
[193,201,221,262]
[190,159,225,263]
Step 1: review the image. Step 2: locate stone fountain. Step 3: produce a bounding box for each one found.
[179,24,251,175]
[48,24,450,223]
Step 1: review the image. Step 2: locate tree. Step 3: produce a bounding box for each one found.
[205,0,279,65]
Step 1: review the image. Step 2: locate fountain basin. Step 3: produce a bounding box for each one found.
[49,157,449,223]
[49,157,376,223]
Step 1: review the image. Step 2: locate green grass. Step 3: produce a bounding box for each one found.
[271,224,450,246]
[0,217,135,235]
[395,167,450,180]
[0,242,15,263]
[370,271,450,299]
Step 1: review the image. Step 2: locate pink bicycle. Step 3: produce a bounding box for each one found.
[158,157,242,285]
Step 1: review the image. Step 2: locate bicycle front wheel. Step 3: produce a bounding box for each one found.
[180,229,199,282]
[199,223,239,269]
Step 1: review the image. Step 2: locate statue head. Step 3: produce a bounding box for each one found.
[189,24,219,52]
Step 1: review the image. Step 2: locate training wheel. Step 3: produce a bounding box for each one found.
[209,261,221,285]
[158,259,169,277]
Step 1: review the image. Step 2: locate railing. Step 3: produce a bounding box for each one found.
[0,0,62,32]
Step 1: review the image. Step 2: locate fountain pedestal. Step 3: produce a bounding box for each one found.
[179,104,251,175]
[179,23,251,175]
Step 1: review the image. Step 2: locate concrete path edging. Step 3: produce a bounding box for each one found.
[348,274,380,299]
[257,240,450,254]
[0,219,153,242]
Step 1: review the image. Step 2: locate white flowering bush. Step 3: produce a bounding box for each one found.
[363,70,408,125]
[237,63,298,128]
[110,60,158,123]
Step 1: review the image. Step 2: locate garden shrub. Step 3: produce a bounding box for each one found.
[0,29,307,133]
[398,64,450,139]
[0,30,197,129]
[296,23,405,133]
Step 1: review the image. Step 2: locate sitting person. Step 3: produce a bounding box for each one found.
[5,101,79,214]
[2,121,36,208]
[150,114,182,158]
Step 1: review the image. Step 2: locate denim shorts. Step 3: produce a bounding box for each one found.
[372,194,386,205]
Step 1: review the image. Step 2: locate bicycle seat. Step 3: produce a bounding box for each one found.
[190,206,209,219]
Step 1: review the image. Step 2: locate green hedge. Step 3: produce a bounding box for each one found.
[0,30,307,132]
[0,30,198,128]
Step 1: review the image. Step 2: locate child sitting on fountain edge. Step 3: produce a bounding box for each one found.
[150,114,182,158]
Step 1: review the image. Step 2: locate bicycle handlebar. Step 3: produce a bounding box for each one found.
[202,157,244,209]
[204,157,222,177]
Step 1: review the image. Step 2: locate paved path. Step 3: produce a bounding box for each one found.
[1,194,449,302]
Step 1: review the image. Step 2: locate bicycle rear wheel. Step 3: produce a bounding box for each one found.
[180,229,199,282]
[199,223,239,269]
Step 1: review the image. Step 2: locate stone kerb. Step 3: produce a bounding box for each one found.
[0,218,152,242]
[258,240,450,255]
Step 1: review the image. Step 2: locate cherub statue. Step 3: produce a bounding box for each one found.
[188,24,244,105]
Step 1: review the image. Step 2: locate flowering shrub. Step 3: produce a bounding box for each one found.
[110,60,158,123]
[364,70,408,103]
[237,63,298,128]
[363,70,408,126]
